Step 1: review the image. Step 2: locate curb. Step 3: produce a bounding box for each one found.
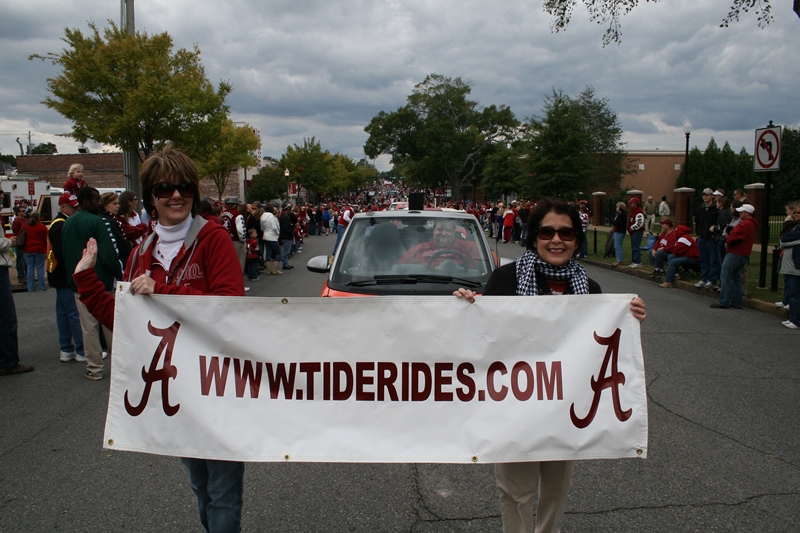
[584,259,790,319]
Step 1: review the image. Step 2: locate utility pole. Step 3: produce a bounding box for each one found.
[121,0,142,208]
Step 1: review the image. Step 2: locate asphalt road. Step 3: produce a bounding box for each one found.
[1,233,797,532]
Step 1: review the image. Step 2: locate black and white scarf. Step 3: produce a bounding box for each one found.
[515,250,590,296]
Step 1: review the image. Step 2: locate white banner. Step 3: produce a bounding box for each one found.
[105,287,648,463]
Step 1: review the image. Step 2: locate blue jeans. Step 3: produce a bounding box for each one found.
[282,239,292,267]
[56,287,84,356]
[649,249,669,270]
[15,246,26,280]
[181,458,244,533]
[333,224,347,255]
[0,267,20,371]
[718,253,748,308]
[630,231,643,264]
[24,253,46,291]
[665,255,699,283]
[581,230,588,257]
[784,274,800,326]
[613,232,626,263]
[264,240,281,261]
[698,237,720,283]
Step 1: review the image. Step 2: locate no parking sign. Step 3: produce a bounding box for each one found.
[754,125,781,171]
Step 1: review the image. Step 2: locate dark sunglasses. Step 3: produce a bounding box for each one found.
[536,226,576,241]
[153,182,195,199]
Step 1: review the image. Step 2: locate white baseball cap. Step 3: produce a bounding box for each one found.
[736,204,755,214]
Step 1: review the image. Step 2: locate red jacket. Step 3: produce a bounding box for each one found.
[627,205,644,234]
[726,216,758,257]
[672,225,699,260]
[653,229,678,254]
[73,216,244,330]
[62,177,88,196]
[22,221,48,254]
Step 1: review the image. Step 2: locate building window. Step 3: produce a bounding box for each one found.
[674,164,681,170]
[638,164,645,171]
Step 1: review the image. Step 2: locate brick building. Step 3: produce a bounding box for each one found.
[621,150,686,203]
[15,153,242,199]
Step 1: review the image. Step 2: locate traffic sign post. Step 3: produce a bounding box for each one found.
[754,124,781,171]
[754,122,781,288]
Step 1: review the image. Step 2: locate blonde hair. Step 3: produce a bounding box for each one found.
[68,164,84,179]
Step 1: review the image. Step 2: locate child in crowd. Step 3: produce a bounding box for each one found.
[245,228,260,281]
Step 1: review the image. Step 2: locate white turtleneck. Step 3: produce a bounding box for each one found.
[153,215,193,271]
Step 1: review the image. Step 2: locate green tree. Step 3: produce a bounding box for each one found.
[718,141,738,195]
[249,165,290,204]
[519,87,632,199]
[480,143,524,200]
[31,22,230,161]
[0,154,16,166]
[676,146,705,191]
[773,127,800,206]
[364,74,519,201]
[193,120,259,200]
[545,0,780,45]
[280,137,331,193]
[701,138,722,189]
[31,142,58,155]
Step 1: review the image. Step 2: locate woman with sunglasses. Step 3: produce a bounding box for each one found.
[71,146,246,533]
[455,198,646,533]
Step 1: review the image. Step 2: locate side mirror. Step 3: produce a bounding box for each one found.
[307,255,331,273]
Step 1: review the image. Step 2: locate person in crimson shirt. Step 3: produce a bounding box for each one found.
[11,206,28,283]
[332,203,355,255]
[647,218,676,276]
[397,219,480,268]
[72,146,245,533]
[22,210,49,292]
[712,204,758,309]
[659,224,700,288]
[63,164,88,197]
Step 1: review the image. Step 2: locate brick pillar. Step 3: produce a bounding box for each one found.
[673,187,695,230]
[626,189,643,204]
[591,192,606,226]
[745,183,765,244]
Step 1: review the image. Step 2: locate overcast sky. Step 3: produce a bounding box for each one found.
[1,0,798,171]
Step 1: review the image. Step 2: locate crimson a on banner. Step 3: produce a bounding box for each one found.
[104,288,648,463]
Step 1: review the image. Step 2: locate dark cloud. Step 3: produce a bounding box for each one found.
[1,0,798,169]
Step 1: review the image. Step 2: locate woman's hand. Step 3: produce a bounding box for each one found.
[130,274,156,296]
[74,238,98,274]
[453,288,476,303]
[630,297,646,322]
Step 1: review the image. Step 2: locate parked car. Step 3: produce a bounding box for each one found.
[307,210,506,297]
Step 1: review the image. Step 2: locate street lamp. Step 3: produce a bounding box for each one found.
[683,123,692,184]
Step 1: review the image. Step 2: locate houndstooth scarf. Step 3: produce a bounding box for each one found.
[515,250,590,296]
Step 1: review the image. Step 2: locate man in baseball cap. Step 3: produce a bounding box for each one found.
[59,192,79,208]
[49,191,85,363]
[712,203,756,309]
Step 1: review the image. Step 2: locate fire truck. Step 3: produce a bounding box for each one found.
[1,175,56,236]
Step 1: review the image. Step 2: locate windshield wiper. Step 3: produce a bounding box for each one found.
[346,274,483,288]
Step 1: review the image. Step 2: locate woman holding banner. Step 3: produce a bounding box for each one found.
[72,146,245,533]
[455,198,646,533]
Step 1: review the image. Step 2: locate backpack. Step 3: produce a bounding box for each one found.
[46,218,64,274]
